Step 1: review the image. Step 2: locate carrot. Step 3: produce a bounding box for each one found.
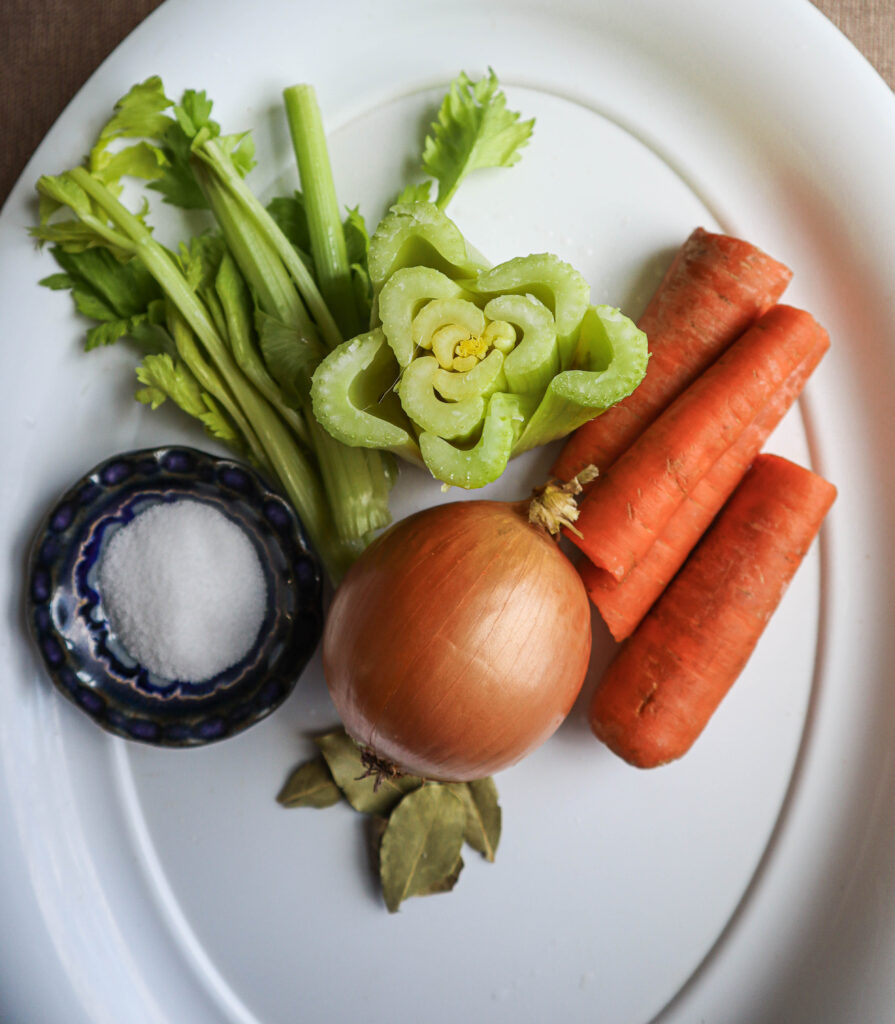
[581,322,829,639]
[588,453,836,768]
[552,227,792,481]
[568,305,826,582]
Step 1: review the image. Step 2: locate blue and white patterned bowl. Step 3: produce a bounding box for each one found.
[25,446,323,747]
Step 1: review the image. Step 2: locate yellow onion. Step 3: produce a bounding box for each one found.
[322,488,593,781]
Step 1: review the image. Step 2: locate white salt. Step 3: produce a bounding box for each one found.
[98,499,267,682]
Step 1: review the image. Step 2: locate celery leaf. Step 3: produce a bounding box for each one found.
[38,245,169,352]
[177,233,226,294]
[256,310,324,407]
[266,193,312,256]
[92,77,172,150]
[394,181,433,206]
[49,246,162,318]
[93,142,167,187]
[343,205,372,322]
[84,311,158,351]
[342,206,369,266]
[421,70,534,210]
[88,77,172,191]
[135,353,241,445]
[136,353,198,411]
[150,89,255,209]
[267,195,370,318]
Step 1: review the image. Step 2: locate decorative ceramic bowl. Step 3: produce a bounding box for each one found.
[25,446,323,747]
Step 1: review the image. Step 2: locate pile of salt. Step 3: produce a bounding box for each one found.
[98,499,268,682]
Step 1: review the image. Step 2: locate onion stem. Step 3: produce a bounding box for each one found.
[527,465,599,537]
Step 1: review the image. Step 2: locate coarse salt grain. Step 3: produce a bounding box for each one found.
[98,499,267,682]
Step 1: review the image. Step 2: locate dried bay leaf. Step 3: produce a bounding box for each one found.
[450,777,502,861]
[367,815,390,875]
[276,756,342,809]
[418,854,464,896]
[277,731,501,910]
[314,728,423,816]
[380,784,466,913]
[368,807,464,898]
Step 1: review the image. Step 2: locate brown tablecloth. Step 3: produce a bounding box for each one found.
[1,0,892,207]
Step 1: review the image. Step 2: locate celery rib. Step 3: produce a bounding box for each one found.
[283,84,360,340]
[66,166,351,581]
[194,138,344,351]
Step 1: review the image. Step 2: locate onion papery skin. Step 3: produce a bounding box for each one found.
[322,500,592,781]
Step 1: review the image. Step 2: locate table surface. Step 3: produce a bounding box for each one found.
[0,0,892,209]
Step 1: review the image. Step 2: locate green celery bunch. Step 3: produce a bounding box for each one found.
[311,154,647,487]
[312,202,648,487]
[32,77,394,582]
[309,71,648,489]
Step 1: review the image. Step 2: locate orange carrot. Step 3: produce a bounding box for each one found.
[581,324,829,639]
[568,305,826,582]
[552,227,792,481]
[588,454,836,768]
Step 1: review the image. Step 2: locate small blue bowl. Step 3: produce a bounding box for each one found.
[25,446,323,747]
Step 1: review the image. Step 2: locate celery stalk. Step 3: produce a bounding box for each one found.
[164,301,272,472]
[283,85,360,340]
[191,138,344,351]
[62,166,352,581]
[190,153,393,544]
[214,252,311,447]
[191,162,314,339]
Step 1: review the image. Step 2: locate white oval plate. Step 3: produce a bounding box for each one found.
[2,2,893,1022]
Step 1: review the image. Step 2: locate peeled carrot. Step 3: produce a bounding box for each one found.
[568,305,825,582]
[581,322,830,639]
[588,453,836,768]
[552,227,792,481]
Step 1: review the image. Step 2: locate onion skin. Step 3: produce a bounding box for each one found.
[322,500,592,782]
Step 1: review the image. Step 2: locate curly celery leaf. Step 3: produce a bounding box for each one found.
[266,193,313,258]
[393,181,433,206]
[135,352,242,446]
[342,205,372,320]
[38,246,170,351]
[266,194,371,321]
[87,77,184,198]
[84,76,255,209]
[94,143,168,189]
[421,69,534,210]
[87,77,170,188]
[256,309,325,408]
[135,351,205,413]
[42,245,161,319]
[177,233,226,294]
[91,77,172,154]
[151,88,256,209]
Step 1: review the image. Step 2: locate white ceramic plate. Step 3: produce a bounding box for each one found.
[2,1,894,1021]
